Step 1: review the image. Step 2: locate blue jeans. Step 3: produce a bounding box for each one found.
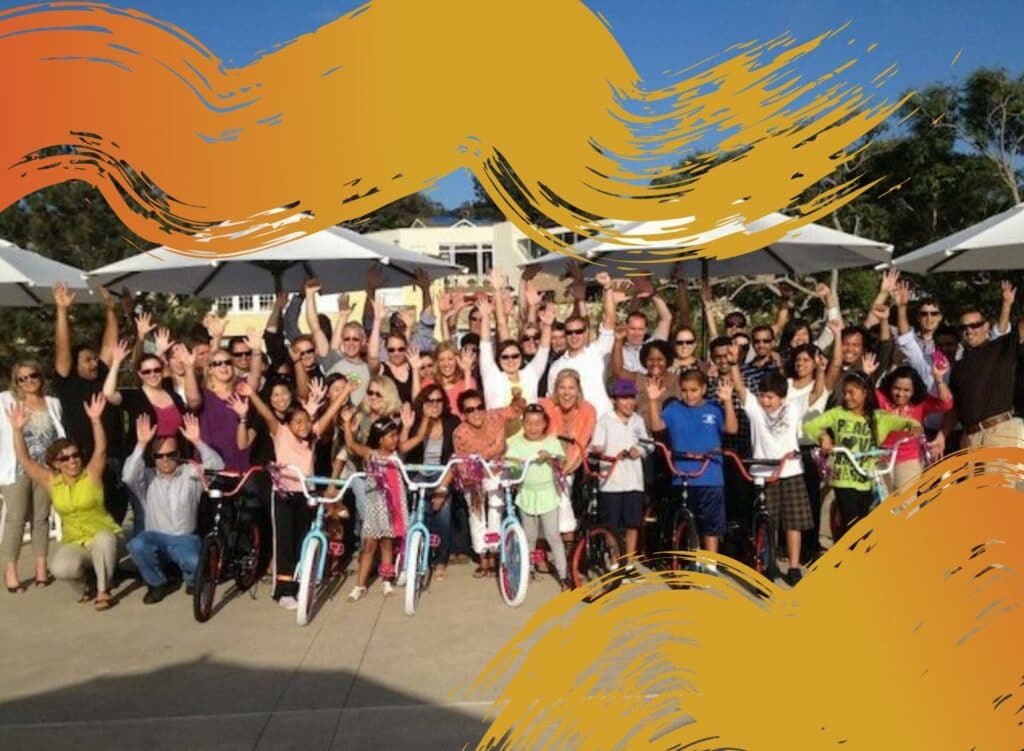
[127,531,201,587]
[425,494,452,565]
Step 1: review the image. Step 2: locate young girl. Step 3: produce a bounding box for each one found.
[803,371,922,539]
[871,361,953,491]
[232,378,352,609]
[342,412,408,602]
[505,404,568,590]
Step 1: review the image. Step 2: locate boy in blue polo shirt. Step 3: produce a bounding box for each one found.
[647,370,738,553]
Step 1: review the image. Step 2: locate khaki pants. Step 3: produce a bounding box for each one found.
[885,460,923,497]
[50,531,126,595]
[0,474,51,566]
[964,417,1024,488]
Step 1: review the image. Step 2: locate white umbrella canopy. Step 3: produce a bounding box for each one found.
[892,203,1024,273]
[0,239,96,306]
[523,213,892,278]
[86,227,464,296]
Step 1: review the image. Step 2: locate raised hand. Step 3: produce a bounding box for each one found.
[203,311,227,340]
[861,351,879,378]
[828,318,843,338]
[474,294,493,321]
[614,323,628,342]
[307,377,327,406]
[134,311,156,339]
[777,280,792,302]
[699,280,714,304]
[538,303,556,327]
[458,348,475,373]
[179,345,196,370]
[235,380,253,399]
[872,301,891,322]
[594,271,613,290]
[398,309,415,332]
[406,344,422,369]
[437,292,454,315]
[304,277,322,295]
[111,338,130,364]
[244,327,261,354]
[488,266,507,292]
[98,285,116,309]
[880,267,900,294]
[154,327,173,358]
[84,393,107,421]
[630,275,655,299]
[5,402,27,430]
[609,280,630,306]
[894,280,912,308]
[523,280,543,309]
[135,413,156,446]
[366,264,384,292]
[371,296,385,322]
[645,377,665,402]
[52,282,76,310]
[274,291,289,309]
[452,291,467,312]
[521,263,540,283]
[179,413,202,445]
[717,378,734,402]
[815,282,832,300]
[226,393,249,418]
[1001,280,1017,306]
[932,355,950,381]
[340,404,356,426]
[400,402,414,430]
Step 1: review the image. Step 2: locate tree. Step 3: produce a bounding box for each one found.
[341,192,444,233]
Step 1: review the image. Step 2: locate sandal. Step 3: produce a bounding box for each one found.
[94,593,113,611]
[6,583,26,594]
[472,567,487,578]
[35,574,55,589]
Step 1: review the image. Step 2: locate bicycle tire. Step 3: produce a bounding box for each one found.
[296,538,320,627]
[570,527,623,589]
[234,518,261,592]
[668,509,699,572]
[193,535,221,623]
[404,531,425,616]
[498,523,529,607]
[752,512,775,579]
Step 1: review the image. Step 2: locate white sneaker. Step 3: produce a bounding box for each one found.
[396,570,407,586]
[381,581,395,596]
[347,585,367,602]
[278,596,298,610]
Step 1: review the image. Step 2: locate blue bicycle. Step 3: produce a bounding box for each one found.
[271,464,365,627]
[474,457,533,608]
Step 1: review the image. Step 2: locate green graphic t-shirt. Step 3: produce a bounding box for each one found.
[803,408,919,491]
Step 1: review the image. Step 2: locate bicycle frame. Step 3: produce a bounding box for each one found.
[821,437,914,509]
[470,457,533,545]
[195,465,264,550]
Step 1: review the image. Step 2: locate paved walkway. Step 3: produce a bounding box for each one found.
[0,560,563,750]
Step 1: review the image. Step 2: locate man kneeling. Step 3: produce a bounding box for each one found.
[123,413,223,604]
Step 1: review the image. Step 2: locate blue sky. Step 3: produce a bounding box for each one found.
[13,0,1023,208]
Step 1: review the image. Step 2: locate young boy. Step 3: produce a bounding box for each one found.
[647,369,738,554]
[729,360,816,586]
[590,379,653,575]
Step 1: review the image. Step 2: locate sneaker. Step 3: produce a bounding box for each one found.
[785,567,803,587]
[347,585,367,602]
[381,581,395,596]
[185,584,195,596]
[396,570,407,587]
[278,596,298,610]
[142,581,180,605]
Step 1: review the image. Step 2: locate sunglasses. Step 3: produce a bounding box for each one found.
[55,451,81,463]
[462,404,483,415]
[367,389,383,398]
[16,372,41,383]
[232,350,253,358]
[419,362,434,369]
[520,334,540,343]
[153,450,178,460]
[919,310,941,318]
[139,367,162,376]
[565,328,586,336]
[960,320,986,332]
[297,349,315,357]
[675,339,695,346]
[387,347,406,354]
[210,359,232,368]
[500,353,521,361]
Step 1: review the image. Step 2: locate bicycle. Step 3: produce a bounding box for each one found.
[719,450,799,580]
[638,438,711,572]
[373,456,462,616]
[470,456,534,607]
[269,464,365,627]
[568,450,625,591]
[192,465,264,623]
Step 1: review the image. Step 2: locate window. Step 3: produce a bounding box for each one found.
[238,295,253,312]
[216,296,234,312]
[258,294,275,311]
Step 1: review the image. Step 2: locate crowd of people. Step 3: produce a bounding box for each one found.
[2,260,1021,611]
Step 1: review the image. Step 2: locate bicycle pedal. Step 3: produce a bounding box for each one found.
[429,534,441,548]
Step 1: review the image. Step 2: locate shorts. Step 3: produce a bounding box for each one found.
[686,486,726,539]
[598,491,645,530]
[765,475,814,532]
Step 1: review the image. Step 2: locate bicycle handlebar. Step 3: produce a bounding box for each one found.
[638,438,713,480]
[270,464,366,505]
[717,449,800,483]
[370,456,463,491]
[453,454,535,486]
[581,450,626,480]
[193,464,263,496]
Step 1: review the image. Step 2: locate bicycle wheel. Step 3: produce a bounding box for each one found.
[403,531,425,616]
[193,536,221,623]
[498,523,529,607]
[752,512,775,579]
[570,527,622,589]
[296,538,320,627]
[668,509,699,572]
[234,518,261,592]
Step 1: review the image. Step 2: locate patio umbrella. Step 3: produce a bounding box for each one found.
[0,239,95,306]
[522,212,892,278]
[86,226,464,296]
[892,203,1024,273]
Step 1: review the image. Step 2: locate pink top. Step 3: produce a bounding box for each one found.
[876,390,953,463]
[273,427,315,492]
[153,403,183,438]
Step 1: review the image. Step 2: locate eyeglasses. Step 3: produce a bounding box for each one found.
[387,347,406,354]
[919,310,941,318]
[55,451,81,463]
[753,338,773,344]
[426,397,445,404]
[366,389,383,398]
[16,372,41,383]
[959,320,986,332]
[210,359,232,368]
[342,336,362,343]
[675,339,695,346]
[139,367,162,376]
[297,349,315,357]
[153,450,178,460]
[232,350,253,358]
[462,404,483,415]
[565,328,586,336]
[500,353,521,361]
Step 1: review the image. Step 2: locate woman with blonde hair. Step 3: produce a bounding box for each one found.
[0,360,64,592]
[426,341,475,416]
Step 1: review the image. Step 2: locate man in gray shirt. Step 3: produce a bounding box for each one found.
[124,413,223,604]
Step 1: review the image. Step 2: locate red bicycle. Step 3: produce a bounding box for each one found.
[568,450,626,591]
[192,465,264,623]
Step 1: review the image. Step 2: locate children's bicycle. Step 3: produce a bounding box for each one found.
[473,456,534,607]
[374,456,462,616]
[719,450,799,580]
[639,439,710,572]
[192,465,264,623]
[270,464,365,626]
[568,450,625,591]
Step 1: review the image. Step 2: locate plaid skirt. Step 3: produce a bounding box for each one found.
[765,475,814,532]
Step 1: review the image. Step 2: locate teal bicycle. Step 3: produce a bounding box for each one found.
[271,464,365,627]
